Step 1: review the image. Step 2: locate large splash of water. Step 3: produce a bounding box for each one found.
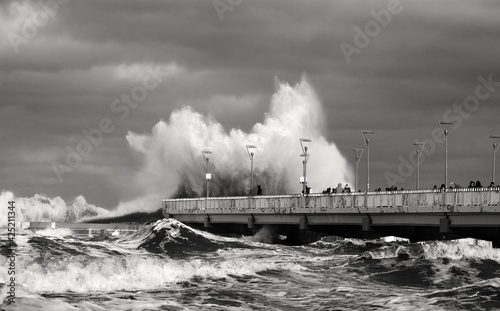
[127,76,353,199]
[0,190,110,225]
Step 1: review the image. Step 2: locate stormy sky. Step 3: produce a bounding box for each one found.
[1,0,499,210]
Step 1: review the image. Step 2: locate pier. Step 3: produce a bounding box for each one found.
[163,188,500,245]
[21,222,144,237]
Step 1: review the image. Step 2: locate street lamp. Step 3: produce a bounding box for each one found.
[300,138,311,195]
[353,148,364,192]
[202,150,212,198]
[246,145,257,195]
[413,141,426,190]
[490,135,500,184]
[438,121,453,188]
[361,130,374,192]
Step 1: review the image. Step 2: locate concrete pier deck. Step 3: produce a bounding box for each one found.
[163,188,500,245]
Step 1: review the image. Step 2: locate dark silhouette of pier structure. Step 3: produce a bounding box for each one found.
[163,188,500,246]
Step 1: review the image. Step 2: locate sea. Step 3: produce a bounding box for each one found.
[1,218,500,311]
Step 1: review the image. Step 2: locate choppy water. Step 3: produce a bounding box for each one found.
[1,219,500,310]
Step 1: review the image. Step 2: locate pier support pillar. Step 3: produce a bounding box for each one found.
[362,217,372,232]
[299,216,308,230]
[440,217,450,234]
[248,215,255,229]
[362,217,380,239]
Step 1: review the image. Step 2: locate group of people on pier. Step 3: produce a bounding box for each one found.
[437,180,499,190]
[321,183,352,194]
[259,179,499,197]
[315,180,500,195]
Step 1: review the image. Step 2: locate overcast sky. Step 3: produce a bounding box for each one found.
[1,0,499,210]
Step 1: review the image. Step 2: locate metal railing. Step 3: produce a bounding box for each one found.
[163,188,500,213]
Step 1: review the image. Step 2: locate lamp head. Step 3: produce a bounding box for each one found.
[246,145,257,159]
[202,150,212,162]
[361,131,374,147]
[353,148,363,162]
[437,121,453,137]
[299,138,311,154]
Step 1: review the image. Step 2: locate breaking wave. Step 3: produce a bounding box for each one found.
[0,219,301,293]
[127,76,353,199]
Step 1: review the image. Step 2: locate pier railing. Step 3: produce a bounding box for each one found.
[20,222,145,236]
[163,188,500,213]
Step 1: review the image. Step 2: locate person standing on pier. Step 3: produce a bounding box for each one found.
[257,185,262,195]
[336,183,343,194]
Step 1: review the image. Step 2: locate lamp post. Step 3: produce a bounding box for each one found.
[361,131,374,192]
[490,135,500,184]
[353,148,364,192]
[246,145,257,195]
[202,150,212,198]
[438,121,453,188]
[300,138,311,195]
[413,141,426,190]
